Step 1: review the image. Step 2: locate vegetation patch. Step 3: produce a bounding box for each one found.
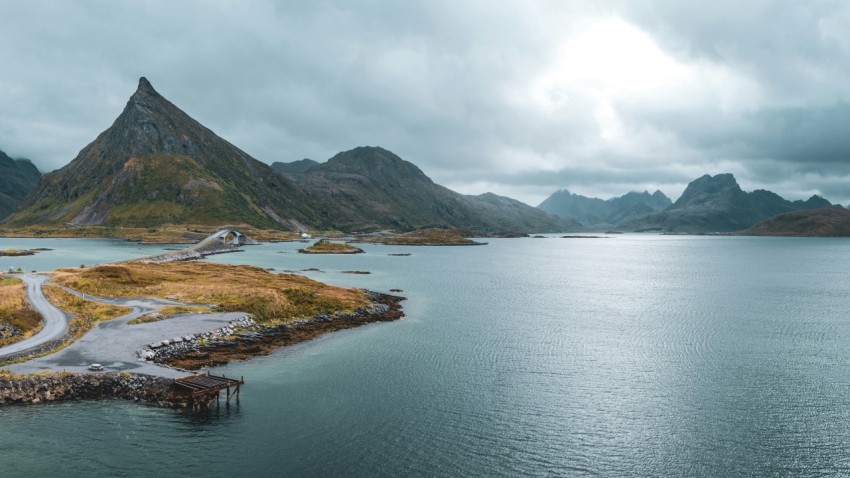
[357,228,485,246]
[49,262,370,324]
[0,277,42,347]
[43,287,132,339]
[299,239,364,254]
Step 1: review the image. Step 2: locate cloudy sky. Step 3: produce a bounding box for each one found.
[2,0,850,206]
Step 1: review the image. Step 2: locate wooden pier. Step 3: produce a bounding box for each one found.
[172,373,244,412]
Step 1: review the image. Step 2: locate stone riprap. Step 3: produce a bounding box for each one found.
[0,372,190,408]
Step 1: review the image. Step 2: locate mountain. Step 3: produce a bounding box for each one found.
[270,159,318,174]
[744,206,850,236]
[538,189,671,227]
[0,150,41,220]
[621,173,832,233]
[6,78,324,230]
[277,146,580,233]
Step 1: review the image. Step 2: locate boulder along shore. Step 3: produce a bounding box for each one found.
[0,292,405,409]
[0,373,190,408]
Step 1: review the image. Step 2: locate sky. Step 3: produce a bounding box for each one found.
[2,0,850,206]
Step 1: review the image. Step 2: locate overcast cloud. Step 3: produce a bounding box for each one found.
[2,0,850,205]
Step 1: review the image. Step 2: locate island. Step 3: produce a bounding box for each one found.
[0,248,51,257]
[298,239,365,254]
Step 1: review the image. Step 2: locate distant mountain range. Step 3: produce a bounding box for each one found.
[620,174,832,233]
[539,173,836,233]
[4,78,575,233]
[538,189,671,228]
[0,150,40,220]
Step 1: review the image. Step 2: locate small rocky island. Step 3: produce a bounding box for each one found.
[299,239,364,254]
[0,248,51,257]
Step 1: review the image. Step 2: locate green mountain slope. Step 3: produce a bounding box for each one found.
[6,78,323,230]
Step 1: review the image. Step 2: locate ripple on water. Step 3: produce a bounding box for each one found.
[3,236,850,476]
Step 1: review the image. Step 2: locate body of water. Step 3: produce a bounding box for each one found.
[1,235,850,476]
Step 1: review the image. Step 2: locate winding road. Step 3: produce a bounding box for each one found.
[0,274,69,359]
[1,273,247,378]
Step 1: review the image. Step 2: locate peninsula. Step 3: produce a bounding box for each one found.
[0,230,405,409]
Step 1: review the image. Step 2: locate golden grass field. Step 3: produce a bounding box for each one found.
[51,262,370,324]
[43,287,133,339]
[0,277,42,347]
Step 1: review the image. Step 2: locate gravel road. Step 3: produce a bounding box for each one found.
[2,274,246,378]
[0,274,69,359]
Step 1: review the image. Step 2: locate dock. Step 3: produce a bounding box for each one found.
[172,373,244,412]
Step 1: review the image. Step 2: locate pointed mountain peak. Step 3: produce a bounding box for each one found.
[127,77,162,107]
[137,76,156,94]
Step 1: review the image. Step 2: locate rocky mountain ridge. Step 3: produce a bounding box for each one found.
[620,173,833,232]
[0,150,41,220]
[275,146,580,232]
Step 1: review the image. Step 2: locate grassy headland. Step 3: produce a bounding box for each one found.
[43,287,133,339]
[50,262,370,324]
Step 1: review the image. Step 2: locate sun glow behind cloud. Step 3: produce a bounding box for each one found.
[534,17,689,107]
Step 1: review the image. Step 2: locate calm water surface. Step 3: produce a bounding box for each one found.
[1,235,850,476]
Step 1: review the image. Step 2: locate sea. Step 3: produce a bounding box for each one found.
[1,235,850,477]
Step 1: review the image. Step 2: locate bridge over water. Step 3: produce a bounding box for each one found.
[134,228,255,264]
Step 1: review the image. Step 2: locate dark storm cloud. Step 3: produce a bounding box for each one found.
[1,1,850,206]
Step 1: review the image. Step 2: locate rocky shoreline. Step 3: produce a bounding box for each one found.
[147,291,405,370]
[1,291,404,409]
[0,372,192,408]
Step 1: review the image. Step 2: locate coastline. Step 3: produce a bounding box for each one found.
[0,291,405,409]
[152,291,405,370]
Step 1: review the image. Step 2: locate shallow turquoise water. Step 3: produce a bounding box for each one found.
[2,235,850,476]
